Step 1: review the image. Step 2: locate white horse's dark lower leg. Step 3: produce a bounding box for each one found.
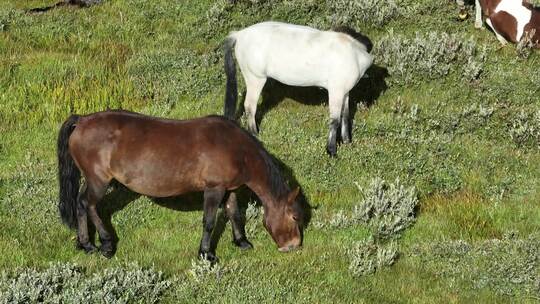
[199,187,225,262]
[340,94,351,144]
[224,192,252,249]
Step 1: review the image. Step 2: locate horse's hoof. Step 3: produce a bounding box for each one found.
[100,247,114,259]
[234,238,253,250]
[76,241,97,254]
[326,146,337,157]
[199,251,219,263]
[100,241,115,258]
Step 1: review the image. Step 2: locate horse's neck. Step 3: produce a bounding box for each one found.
[247,178,280,209]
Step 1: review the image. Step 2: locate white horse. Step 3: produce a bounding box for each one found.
[223,21,373,157]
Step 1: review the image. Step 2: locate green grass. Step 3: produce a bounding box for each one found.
[1,0,539,302]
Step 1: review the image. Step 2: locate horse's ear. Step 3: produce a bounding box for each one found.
[287,187,300,205]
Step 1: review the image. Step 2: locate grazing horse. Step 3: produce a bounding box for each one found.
[57,110,303,261]
[223,21,373,157]
[472,0,540,46]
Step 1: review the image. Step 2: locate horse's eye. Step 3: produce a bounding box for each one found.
[292,215,298,221]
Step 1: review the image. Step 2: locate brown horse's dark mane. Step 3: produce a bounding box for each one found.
[232,120,291,201]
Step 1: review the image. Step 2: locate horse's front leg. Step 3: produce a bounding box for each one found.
[224,192,253,250]
[326,90,346,157]
[475,0,483,29]
[340,93,351,144]
[243,76,266,135]
[199,187,226,262]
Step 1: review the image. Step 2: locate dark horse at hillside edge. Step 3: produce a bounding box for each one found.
[57,110,303,261]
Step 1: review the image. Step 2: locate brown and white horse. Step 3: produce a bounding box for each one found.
[471,0,540,46]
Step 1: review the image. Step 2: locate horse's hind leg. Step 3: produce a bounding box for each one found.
[199,187,226,262]
[224,192,253,250]
[83,178,113,258]
[340,93,351,144]
[243,75,266,134]
[76,183,97,253]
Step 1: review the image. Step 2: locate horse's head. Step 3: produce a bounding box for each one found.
[264,187,303,252]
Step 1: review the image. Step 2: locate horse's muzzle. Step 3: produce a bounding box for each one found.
[278,244,301,253]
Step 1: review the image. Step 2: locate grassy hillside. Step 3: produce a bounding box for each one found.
[0,0,539,302]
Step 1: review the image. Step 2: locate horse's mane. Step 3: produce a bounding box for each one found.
[225,118,290,201]
[332,26,373,53]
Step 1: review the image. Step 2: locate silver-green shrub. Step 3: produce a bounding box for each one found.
[508,110,540,149]
[348,237,398,277]
[374,30,486,85]
[353,178,418,239]
[188,257,225,284]
[0,263,171,304]
[412,233,540,297]
[245,201,263,238]
[326,0,401,27]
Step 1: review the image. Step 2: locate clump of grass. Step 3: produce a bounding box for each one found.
[353,178,418,240]
[127,48,223,105]
[0,262,171,304]
[348,237,398,277]
[374,30,486,85]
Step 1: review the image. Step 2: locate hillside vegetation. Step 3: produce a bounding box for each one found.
[0,0,539,302]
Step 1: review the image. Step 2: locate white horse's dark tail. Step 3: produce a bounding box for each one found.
[224,35,238,120]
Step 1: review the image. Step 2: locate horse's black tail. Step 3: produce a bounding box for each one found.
[57,114,81,229]
[224,35,238,120]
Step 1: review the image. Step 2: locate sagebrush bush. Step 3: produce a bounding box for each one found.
[0,263,171,304]
[326,0,402,27]
[353,178,418,239]
[508,110,540,149]
[348,237,398,277]
[244,201,263,238]
[205,0,408,38]
[374,30,486,85]
[516,29,537,59]
[188,257,225,283]
[412,233,540,297]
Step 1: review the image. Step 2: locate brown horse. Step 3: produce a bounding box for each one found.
[57,110,303,261]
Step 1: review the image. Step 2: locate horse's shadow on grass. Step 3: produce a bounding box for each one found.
[93,153,312,257]
[251,64,389,142]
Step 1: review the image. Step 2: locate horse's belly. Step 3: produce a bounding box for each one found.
[118,175,203,198]
[266,57,328,87]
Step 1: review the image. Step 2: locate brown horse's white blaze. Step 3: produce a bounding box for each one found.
[475,0,540,46]
[56,111,304,261]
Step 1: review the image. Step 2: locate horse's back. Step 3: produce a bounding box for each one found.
[69,111,257,197]
[232,21,371,88]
